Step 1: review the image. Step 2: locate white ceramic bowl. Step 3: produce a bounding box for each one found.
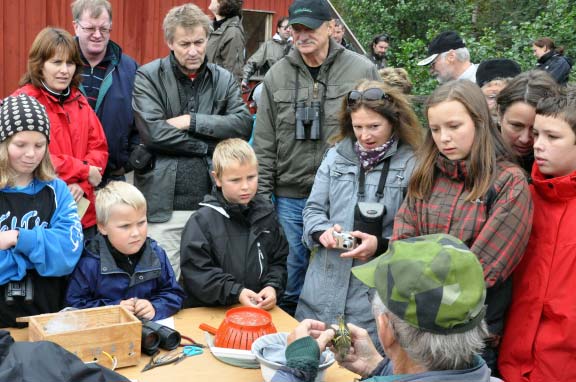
[251,332,335,382]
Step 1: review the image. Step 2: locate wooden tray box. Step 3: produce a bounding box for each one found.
[26,306,141,368]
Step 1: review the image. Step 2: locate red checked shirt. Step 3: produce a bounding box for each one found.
[392,155,533,287]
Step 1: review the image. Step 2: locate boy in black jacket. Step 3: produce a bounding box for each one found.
[180,139,288,309]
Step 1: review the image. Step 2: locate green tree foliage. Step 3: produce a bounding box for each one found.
[332,0,576,95]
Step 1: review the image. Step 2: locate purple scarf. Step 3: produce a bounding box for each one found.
[354,136,396,171]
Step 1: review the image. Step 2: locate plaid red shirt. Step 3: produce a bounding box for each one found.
[392,155,533,287]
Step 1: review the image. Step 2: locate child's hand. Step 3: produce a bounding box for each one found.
[0,230,18,250]
[239,288,261,307]
[88,166,103,187]
[134,299,155,320]
[120,298,136,314]
[67,183,84,202]
[256,286,277,310]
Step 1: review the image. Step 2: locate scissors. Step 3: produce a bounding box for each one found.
[173,346,204,365]
[142,346,204,371]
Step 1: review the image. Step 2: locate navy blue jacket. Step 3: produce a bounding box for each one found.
[78,39,139,178]
[65,235,185,320]
[536,50,572,85]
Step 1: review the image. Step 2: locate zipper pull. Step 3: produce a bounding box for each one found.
[257,242,264,279]
[313,82,319,99]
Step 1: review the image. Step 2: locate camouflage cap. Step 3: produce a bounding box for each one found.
[352,234,486,334]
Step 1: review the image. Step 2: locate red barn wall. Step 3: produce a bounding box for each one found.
[0,0,291,97]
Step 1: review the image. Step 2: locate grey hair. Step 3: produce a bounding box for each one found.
[163,3,211,43]
[439,47,470,63]
[372,294,488,371]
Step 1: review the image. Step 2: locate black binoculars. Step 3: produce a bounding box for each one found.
[5,277,34,305]
[295,101,321,140]
[141,321,181,355]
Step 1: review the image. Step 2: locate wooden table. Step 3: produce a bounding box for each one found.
[7,306,358,382]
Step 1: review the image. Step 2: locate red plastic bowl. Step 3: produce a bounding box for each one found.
[199,307,277,350]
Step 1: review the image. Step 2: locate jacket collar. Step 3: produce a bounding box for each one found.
[76,37,121,67]
[170,51,208,81]
[272,33,291,44]
[286,39,345,71]
[531,165,576,201]
[211,15,242,35]
[87,235,161,277]
[538,50,557,64]
[199,191,275,228]
[435,154,469,181]
[24,84,83,106]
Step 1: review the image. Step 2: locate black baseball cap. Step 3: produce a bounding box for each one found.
[418,31,466,66]
[288,0,332,30]
[476,59,522,87]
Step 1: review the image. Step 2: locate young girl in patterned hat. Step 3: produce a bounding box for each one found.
[392,79,533,375]
[0,93,83,327]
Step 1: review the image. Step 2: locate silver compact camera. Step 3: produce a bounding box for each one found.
[332,231,357,250]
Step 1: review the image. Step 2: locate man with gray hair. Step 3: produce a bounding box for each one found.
[271,234,498,382]
[418,31,478,83]
[253,0,380,316]
[132,3,252,279]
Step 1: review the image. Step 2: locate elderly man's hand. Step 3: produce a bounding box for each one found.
[333,323,384,378]
[287,319,336,351]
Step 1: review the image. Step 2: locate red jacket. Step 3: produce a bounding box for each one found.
[499,166,576,382]
[13,85,108,228]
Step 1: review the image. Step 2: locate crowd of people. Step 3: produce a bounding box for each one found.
[0,0,574,381]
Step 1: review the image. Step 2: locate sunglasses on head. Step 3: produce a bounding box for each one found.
[346,88,391,107]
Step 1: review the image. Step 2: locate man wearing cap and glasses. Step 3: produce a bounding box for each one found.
[272,234,498,382]
[253,0,380,316]
[72,0,139,186]
[418,31,478,84]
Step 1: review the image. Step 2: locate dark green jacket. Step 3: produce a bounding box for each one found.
[242,34,291,82]
[253,41,380,199]
[207,15,245,83]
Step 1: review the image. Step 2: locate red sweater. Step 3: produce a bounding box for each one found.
[13,84,108,228]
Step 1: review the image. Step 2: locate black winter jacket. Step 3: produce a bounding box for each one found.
[536,50,572,85]
[132,54,252,222]
[180,192,288,307]
[0,330,129,382]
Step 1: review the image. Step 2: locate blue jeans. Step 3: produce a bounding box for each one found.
[276,197,309,315]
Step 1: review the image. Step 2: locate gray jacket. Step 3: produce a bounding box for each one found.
[253,40,380,199]
[206,16,245,83]
[132,56,252,222]
[242,34,291,83]
[295,137,416,347]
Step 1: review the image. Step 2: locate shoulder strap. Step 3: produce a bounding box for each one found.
[485,185,497,214]
[358,157,391,201]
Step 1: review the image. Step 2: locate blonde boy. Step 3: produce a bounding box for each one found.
[66,181,185,320]
[180,139,288,310]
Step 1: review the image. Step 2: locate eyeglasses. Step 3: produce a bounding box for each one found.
[76,21,112,35]
[347,88,391,106]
